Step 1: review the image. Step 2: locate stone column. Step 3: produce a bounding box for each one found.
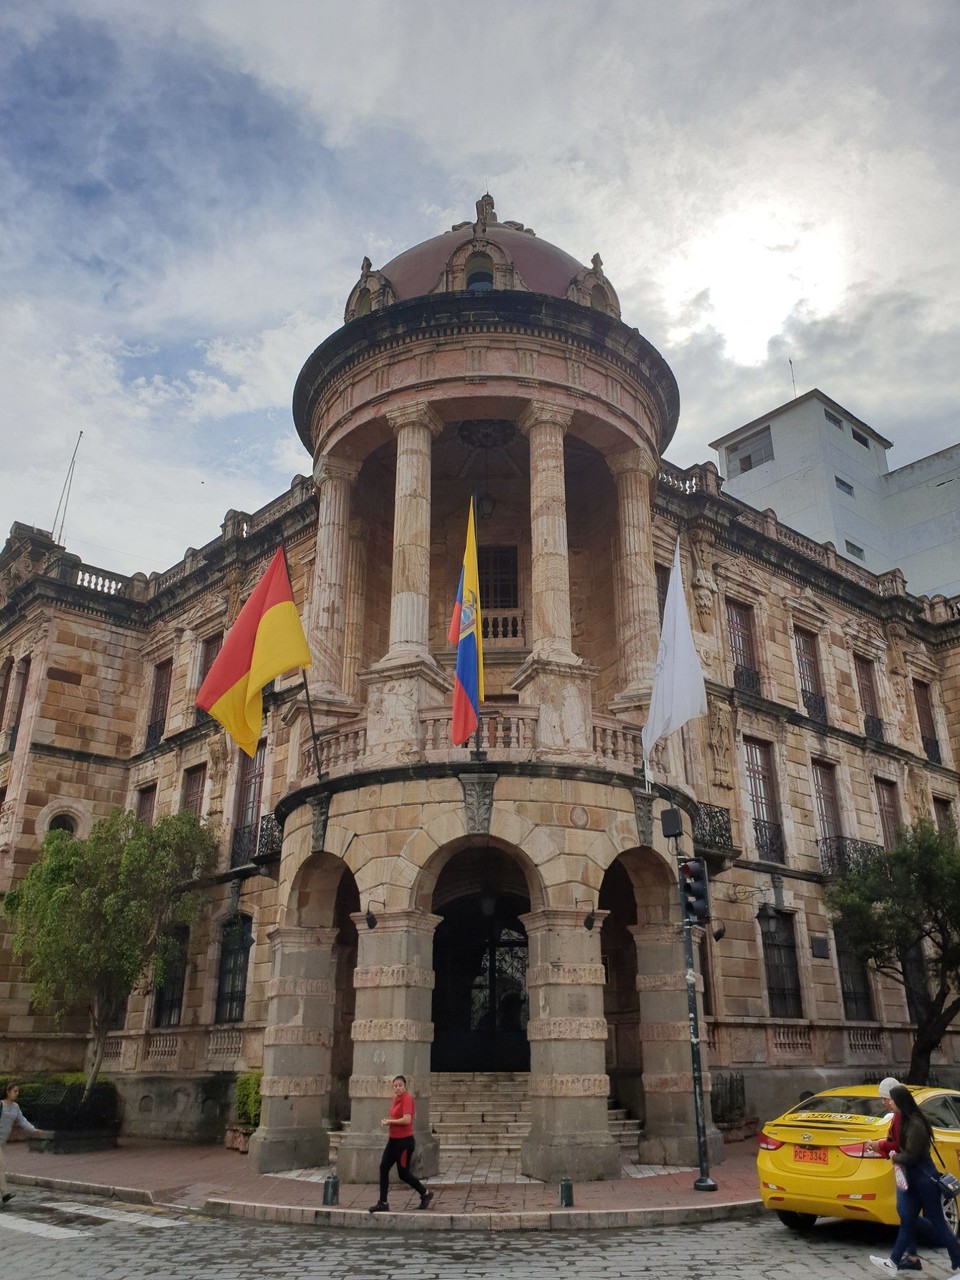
[631,910,723,1166]
[248,926,338,1173]
[309,456,360,699]
[363,403,449,760]
[511,402,594,754]
[521,909,620,1181]
[342,518,367,700]
[609,448,660,698]
[337,910,440,1183]
[385,402,444,663]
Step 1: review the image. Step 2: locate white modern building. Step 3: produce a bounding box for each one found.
[710,389,960,598]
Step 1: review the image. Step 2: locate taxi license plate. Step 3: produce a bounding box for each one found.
[794,1146,828,1165]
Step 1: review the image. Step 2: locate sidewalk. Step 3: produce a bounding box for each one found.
[4,1136,762,1232]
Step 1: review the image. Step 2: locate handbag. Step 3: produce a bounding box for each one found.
[930,1138,960,1198]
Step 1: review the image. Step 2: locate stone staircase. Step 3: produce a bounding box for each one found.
[327,1071,641,1164]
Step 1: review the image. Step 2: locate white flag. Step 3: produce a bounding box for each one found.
[641,538,708,768]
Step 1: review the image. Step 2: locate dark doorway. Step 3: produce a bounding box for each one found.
[431,848,531,1072]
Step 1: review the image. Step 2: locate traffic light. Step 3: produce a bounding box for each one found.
[680,858,710,922]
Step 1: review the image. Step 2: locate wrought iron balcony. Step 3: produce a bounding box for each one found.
[922,735,942,766]
[144,719,165,750]
[802,690,827,723]
[864,715,885,743]
[819,836,884,878]
[693,803,733,853]
[256,813,282,861]
[753,818,785,863]
[734,664,761,695]
[230,822,259,869]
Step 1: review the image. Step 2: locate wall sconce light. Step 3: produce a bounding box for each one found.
[712,922,726,943]
[476,492,496,520]
[576,899,597,931]
[365,900,385,930]
[756,901,780,935]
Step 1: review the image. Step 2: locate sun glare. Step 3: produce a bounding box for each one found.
[662,206,846,365]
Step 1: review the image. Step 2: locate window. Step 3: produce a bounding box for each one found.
[934,797,955,835]
[744,737,784,862]
[726,600,760,694]
[727,426,773,477]
[812,761,841,841]
[844,540,865,560]
[875,778,900,850]
[181,764,207,819]
[836,937,874,1021]
[825,409,843,428]
[135,783,157,828]
[913,681,940,765]
[146,659,172,749]
[794,629,826,722]
[852,429,869,448]
[215,914,253,1023]
[761,912,803,1018]
[464,252,494,292]
[477,546,518,610]
[47,813,76,835]
[655,563,670,626]
[835,476,854,496]
[854,655,883,741]
[198,633,223,686]
[231,740,265,867]
[154,926,189,1028]
[921,1095,960,1130]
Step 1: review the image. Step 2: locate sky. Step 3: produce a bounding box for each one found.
[1,0,957,576]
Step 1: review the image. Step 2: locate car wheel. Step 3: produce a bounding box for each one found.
[943,1193,959,1237]
[775,1210,818,1231]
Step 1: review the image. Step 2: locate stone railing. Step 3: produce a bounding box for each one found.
[847,1025,886,1059]
[421,706,539,760]
[592,717,644,771]
[770,1023,813,1057]
[105,1025,263,1073]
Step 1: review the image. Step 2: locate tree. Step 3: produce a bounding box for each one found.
[4,806,219,1106]
[825,818,960,1083]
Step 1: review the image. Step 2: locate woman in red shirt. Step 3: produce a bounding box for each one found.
[369,1075,434,1213]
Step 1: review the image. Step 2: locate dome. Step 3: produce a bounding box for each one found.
[343,195,621,321]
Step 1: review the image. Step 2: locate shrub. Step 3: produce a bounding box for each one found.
[7,1074,121,1131]
[234,1071,262,1128]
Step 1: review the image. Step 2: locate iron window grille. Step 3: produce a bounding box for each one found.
[215,914,253,1024]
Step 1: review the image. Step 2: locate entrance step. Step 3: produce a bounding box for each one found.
[326,1073,642,1163]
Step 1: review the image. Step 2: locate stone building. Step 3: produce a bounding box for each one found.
[1,196,959,1182]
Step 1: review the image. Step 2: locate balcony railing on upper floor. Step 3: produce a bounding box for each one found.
[693,803,734,854]
[753,818,785,864]
[801,690,827,724]
[864,715,885,743]
[144,719,165,750]
[922,735,942,766]
[422,705,540,760]
[230,821,259,869]
[481,611,525,646]
[819,836,884,878]
[733,664,761,696]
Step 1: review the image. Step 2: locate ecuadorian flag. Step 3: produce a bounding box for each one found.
[448,499,485,746]
[196,548,311,756]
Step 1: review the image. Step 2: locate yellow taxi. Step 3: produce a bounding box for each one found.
[757,1085,960,1234]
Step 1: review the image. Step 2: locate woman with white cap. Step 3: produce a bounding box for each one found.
[867,1079,919,1272]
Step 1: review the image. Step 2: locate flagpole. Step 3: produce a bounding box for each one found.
[277,542,324,788]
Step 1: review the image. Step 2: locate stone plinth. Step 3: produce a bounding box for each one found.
[249,927,338,1173]
[337,910,440,1183]
[520,909,620,1181]
[511,653,595,756]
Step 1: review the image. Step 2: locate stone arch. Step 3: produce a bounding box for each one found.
[34,796,90,839]
[442,235,524,294]
[343,256,397,321]
[565,254,621,318]
[410,832,546,914]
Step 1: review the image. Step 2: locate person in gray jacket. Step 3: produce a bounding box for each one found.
[0,1081,38,1205]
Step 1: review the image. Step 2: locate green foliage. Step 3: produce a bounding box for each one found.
[12,1075,121,1131]
[234,1071,262,1127]
[4,806,219,1100]
[825,817,960,1081]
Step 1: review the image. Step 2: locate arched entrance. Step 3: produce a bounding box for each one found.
[430,846,531,1072]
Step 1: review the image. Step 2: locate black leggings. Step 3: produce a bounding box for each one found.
[379,1136,425,1202]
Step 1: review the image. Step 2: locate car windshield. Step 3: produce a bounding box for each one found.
[787,1095,891,1119]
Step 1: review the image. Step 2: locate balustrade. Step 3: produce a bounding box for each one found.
[693,803,733,853]
[802,690,827,723]
[754,818,785,863]
[734,664,761,695]
[819,836,883,878]
[864,714,885,743]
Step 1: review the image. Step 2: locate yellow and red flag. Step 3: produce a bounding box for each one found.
[196,548,311,756]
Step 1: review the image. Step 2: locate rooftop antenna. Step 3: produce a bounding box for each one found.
[52,430,83,544]
[788,358,797,398]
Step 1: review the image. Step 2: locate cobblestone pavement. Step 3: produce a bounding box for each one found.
[0,1187,919,1280]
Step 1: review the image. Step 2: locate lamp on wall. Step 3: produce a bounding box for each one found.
[364,900,385,930]
[756,901,780,936]
[576,899,597,931]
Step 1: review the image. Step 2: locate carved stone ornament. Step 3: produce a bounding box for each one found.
[311,792,331,852]
[459,772,496,835]
[709,701,733,789]
[631,787,654,847]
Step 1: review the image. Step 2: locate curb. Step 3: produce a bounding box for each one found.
[200,1196,765,1232]
[9,1172,155,1205]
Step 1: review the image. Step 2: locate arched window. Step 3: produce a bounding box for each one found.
[464,253,494,292]
[47,813,76,836]
[154,926,189,1028]
[356,287,372,315]
[215,913,253,1024]
[590,284,608,311]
